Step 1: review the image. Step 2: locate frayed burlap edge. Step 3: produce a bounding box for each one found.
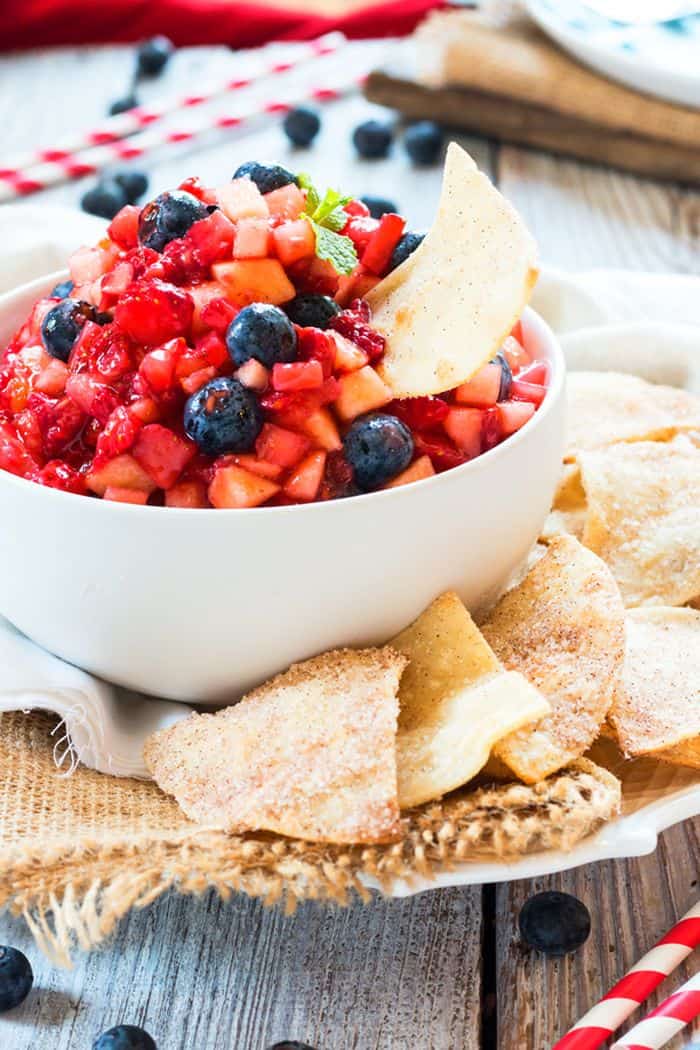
[0,757,620,966]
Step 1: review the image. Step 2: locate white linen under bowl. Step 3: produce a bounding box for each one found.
[0,273,565,702]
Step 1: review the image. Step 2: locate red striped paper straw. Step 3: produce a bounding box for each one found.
[0,75,364,203]
[0,32,345,182]
[551,900,700,1050]
[611,970,700,1049]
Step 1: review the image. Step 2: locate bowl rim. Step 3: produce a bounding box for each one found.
[0,274,566,519]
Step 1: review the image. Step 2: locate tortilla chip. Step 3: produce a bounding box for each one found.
[579,437,700,607]
[144,647,406,845]
[480,535,626,783]
[540,463,587,541]
[565,371,700,461]
[657,737,700,770]
[390,593,550,807]
[608,607,700,758]
[368,142,538,397]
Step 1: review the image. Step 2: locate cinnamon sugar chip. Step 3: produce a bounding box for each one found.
[540,463,587,541]
[609,607,700,758]
[657,737,700,770]
[565,371,700,461]
[579,436,700,608]
[144,648,406,845]
[480,536,625,784]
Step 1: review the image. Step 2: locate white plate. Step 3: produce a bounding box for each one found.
[525,0,700,108]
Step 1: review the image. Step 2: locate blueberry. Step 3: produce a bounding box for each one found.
[184,377,263,456]
[93,1024,156,1050]
[138,190,209,252]
[352,120,393,159]
[81,179,128,220]
[284,294,340,330]
[361,196,398,219]
[232,161,297,195]
[404,121,444,166]
[0,946,33,1012]
[491,350,512,401]
[226,303,297,368]
[519,891,591,956]
[387,232,425,273]
[49,278,74,300]
[108,93,138,116]
[41,299,100,362]
[343,413,414,491]
[136,36,174,78]
[283,106,321,148]
[114,170,149,204]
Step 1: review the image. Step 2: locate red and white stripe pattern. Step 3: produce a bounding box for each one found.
[551,900,700,1050]
[611,970,700,1049]
[0,32,345,190]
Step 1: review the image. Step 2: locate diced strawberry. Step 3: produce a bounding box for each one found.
[454,363,502,408]
[413,433,466,473]
[498,399,536,436]
[271,359,324,392]
[91,331,134,383]
[208,464,279,508]
[361,214,406,276]
[87,453,156,496]
[178,176,217,204]
[233,218,271,259]
[165,479,209,508]
[139,339,183,395]
[37,460,87,495]
[334,365,391,422]
[329,300,385,362]
[0,418,37,476]
[511,320,524,344]
[188,281,231,337]
[235,358,269,392]
[200,294,237,334]
[383,455,435,489]
[329,330,369,373]
[108,205,141,249]
[101,261,135,298]
[443,407,483,458]
[518,361,549,386]
[180,366,217,394]
[297,407,342,451]
[481,405,502,452]
[343,199,370,218]
[129,397,161,423]
[500,335,530,373]
[65,373,119,423]
[299,256,339,297]
[256,422,310,468]
[104,486,150,505]
[115,280,194,345]
[260,377,340,424]
[195,331,229,368]
[318,449,354,500]
[389,396,449,431]
[296,327,335,378]
[284,450,326,502]
[14,408,43,458]
[272,220,316,267]
[264,183,306,221]
[95,405,141,463]
[230,454,282,480]
[343,216,379,253]
[34,359,69,397]
[510,379,546,406]
[132,424,195,489]
[186,210,235,265]
[217,179,269,222]
[212,259,295,307]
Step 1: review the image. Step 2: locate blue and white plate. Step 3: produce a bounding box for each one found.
[525,0,700,108]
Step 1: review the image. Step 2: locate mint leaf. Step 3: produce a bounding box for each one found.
[323,206,350,233]
[297,172,320,213]
[311,188,352,226]
[310,221,358,276]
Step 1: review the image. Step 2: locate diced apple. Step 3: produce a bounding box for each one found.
[443,407,482,458]
[255,422,310,468]
[69,243,119,285]
[139,340,182,394]
[180,366,217,394]
[216,178,269,222]
[384,455,435,489]
[235,358,269,392]
[103,486,150,505]
[334,365,392,422]
[500,335,530,373]
[189,281,233,337]
[297,408,342,451]
[329,330,369,373]
[498,400,536,436]
[129,398,161,423]
[132,425,195,489]
[284,450,327,502]
[272,220,316,267]
[510,379,546,406]
[87,454,157,496]
[209,464,280,508]
[518,361,549,386]
[211,259,295,307]
[34,358,69,396]
[264,183,306,221]
[165,480,209,508]
[230,454,283,480]
[234,218,271,259]
[454,363,502,408]
[271,360,324,392]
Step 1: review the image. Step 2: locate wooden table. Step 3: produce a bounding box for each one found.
[0,40,698,1050]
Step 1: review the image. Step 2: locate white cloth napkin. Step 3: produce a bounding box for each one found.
[0,206,698,780]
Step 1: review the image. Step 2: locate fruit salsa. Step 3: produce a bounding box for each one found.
[0,161,548,508]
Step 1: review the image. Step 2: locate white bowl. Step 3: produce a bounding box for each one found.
[0,273,565,702]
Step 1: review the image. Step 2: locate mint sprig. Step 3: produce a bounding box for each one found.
[299,175,359,276]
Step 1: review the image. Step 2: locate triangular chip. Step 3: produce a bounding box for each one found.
[657,737,700,770]
[390,592,550,807]
[480,536,625,783]
[565,371,700,462]
[367,142,538,397]
[144,647,406,845]
[540,463,587,541]
[579,436,700,607]
[609,607,700,758]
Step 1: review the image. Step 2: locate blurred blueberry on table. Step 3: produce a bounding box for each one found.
[108,93,139,116]
[387,231,425,273]
[519,891,591,956]
[361,195,399,219]
[93,1024,157,1049]
[404,121,444,165]
[114,169,149,204]
[283,105,321,147]
[0,946,33,1012]
[49,278,74,300]
[268,1043,317,1049]
[352,119,394,159]
[81,179,128,220]
[233,161,297,194]
[136,36,175,78]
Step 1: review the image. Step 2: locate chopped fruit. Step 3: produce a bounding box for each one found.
[361,214,406,276]
[180,366,217,394]
[343,216,379,254]
[138,191,209,252]
[36,460,87,494]
[65,373,119,422]
[189,282,233,337]
[500,334,530,372]
[284,294,340,330]
[387,231,424,273]
[343,198,371,218]
[256,422,310,468]
[498,399,536,436]
[510,379,547,406]
[165,479,209,507]
[234,218,271,259]
[404,121,444,165]
[454,363,502,408]
[217,178,269,222]
[104,485,150,504]
[232,161,296,195]
[34,359,69,396]
[139,340,181,394]
[226,303,297,367]
[282,106,321,147]
[329,300,385,362]
[108,205,141,248]
[212,259,295,307]
[69,243,118,285]
[297,407,342,451]
[187,210,236,265]
[481,405,502,451]
[86,453,156,496]
[41,300,102,362]
[388,395,448,431]
[334,365,392,422]
[132,424,195,488]
[209,463,280,508]
[352,119,393,159]
[329,330,369,373]
[115,280,193,345]
[518,360,549,386]
[284,450,326,502]
[230,453,283,480]
[511,319,524,344]
[384,454,435,489]
[235,358,269,392]
[95,405,141,462]
[264,183,306,221]
[443,407,482,458]
[272,220,316,267]
[343,412,413,490]
[272,360,324,392]
[184,376,263,455]
[413,433,468,472]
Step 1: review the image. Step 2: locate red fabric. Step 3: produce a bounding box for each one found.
[2,0,444,51]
